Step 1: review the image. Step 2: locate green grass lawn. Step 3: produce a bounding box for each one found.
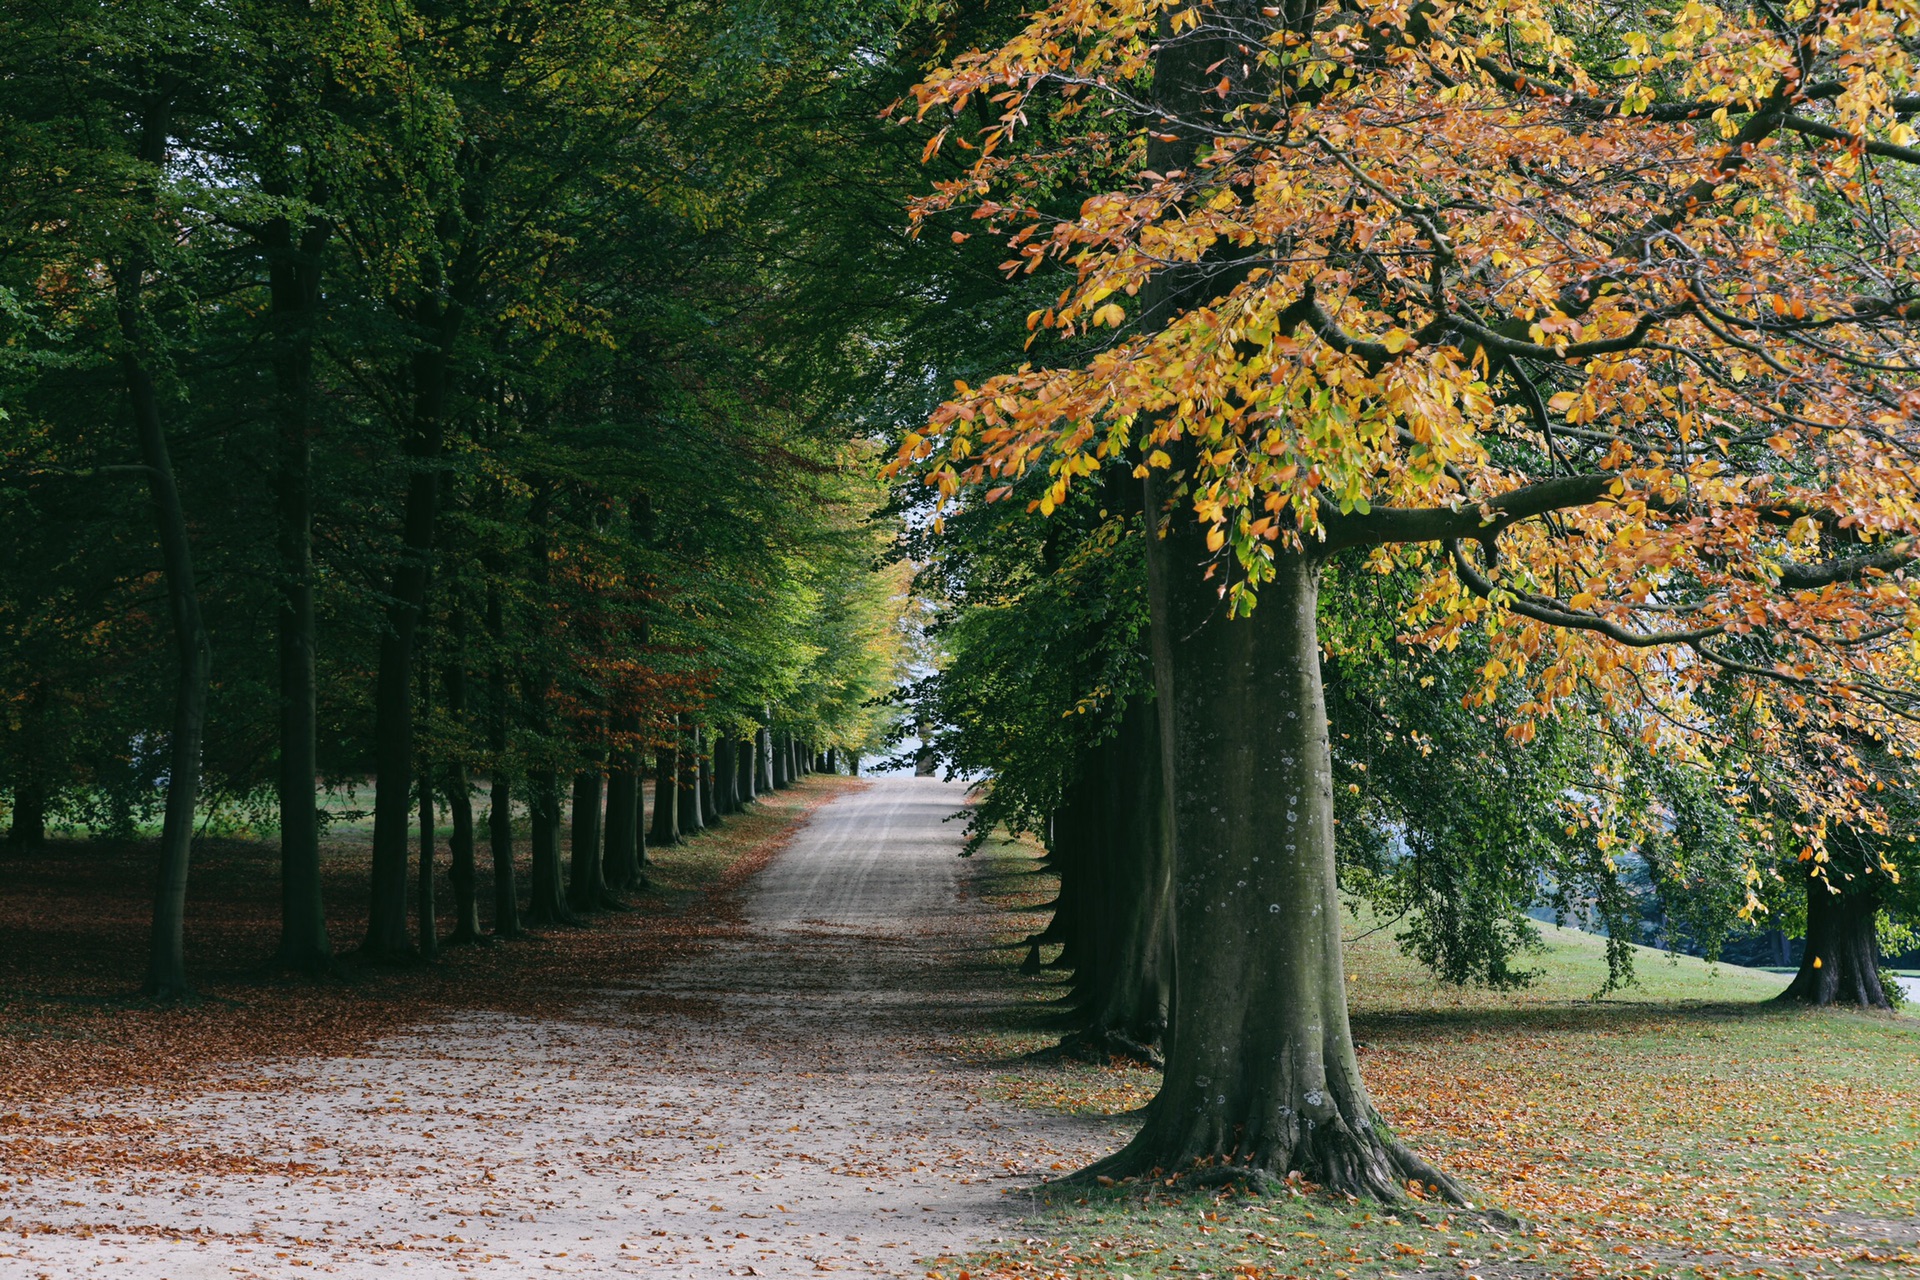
[949,839,1920,1280]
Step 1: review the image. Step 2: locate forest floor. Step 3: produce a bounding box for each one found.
[959,841,1920,1280]
[0,775,1115,1277]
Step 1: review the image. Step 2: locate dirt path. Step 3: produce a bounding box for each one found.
[1,777,1118,1278]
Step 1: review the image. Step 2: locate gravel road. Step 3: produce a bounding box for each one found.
[0,777,1116,1278]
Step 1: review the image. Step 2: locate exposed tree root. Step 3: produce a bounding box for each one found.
[1059,1146,1521,1231]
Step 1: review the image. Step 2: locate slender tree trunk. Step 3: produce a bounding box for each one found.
[266,210,331,973]
[1096,535,1456,1199]
[1778,876,1889,1009]
[756,724,775,794]
[485,582,522,938]
[678,724,705,834]
[849,752,860,777]
[525,769,575,926]
[734,735,757,804]
[772,731,790,789]
[365,339,452,961]
[417,748,438,961]
[442,621,482,945]
[699,731,723,825]
[650,727,681,847]
[568,766,613,910]
[115,99,211,1000]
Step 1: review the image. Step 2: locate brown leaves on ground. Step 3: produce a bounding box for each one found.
[0,778,862,1177]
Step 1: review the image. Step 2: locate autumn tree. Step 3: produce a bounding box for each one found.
[898,0,1920,1197]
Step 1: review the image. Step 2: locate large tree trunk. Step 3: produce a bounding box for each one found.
[115,100,211,1000]
[266,209,331,974]
[524,770,575,926]
[1778,875,1889,1009]
[568,766,614,910]
[1098,538,1458,1200]
[735,734,757,804]
[772,730,791,789]
[364,339,452,961]
[1048,701,1172,1064]
[678,724,705,834]
[700,730,724,824]
[650,728,681,847]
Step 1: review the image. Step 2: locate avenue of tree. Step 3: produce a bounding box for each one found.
[0,0,922,995]
[3,0,1917,1214]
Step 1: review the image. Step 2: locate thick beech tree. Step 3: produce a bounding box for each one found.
[899,0,1920,1195]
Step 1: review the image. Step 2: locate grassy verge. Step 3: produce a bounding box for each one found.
[945,836,1920,1280]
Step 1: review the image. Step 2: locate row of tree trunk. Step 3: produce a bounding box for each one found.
[401,720,839,952]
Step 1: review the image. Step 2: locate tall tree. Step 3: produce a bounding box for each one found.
[901,0,1920,1195]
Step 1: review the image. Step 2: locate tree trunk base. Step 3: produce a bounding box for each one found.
[1775,878,1890,1010]
[1076,1136,1509,1223]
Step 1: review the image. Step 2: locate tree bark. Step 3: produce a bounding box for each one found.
[568,766,613,910]
[116,97,210,1000]
[485,582,522,938]
[417,650,438,960]
[442,625,482,945]
[772,730,790,789]
[735,735,757,804]
[265,204,331,974]
[1047,702,1172,1064]
[756,724,775,794]
[650,726,681,847]
[678,724,705,834]
[700,730,724,824]
[1778,875,1889,1009]
[603,714,643,892]
[364,337,452,961]
[524,769,575,926]
[1096,537,1458,1200]
[712,734,737,815]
